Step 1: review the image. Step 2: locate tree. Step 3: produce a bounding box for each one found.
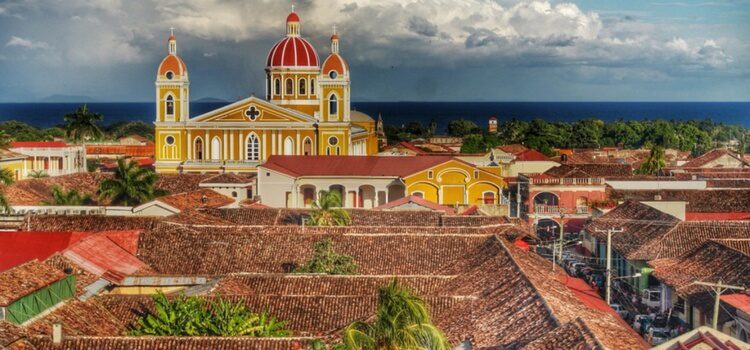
[636,146,666,176]
[306,190,351,226]
[446,119,480,137]
[460,134,487,153]
[332,279,452,350]
[44,186,92,205]
[98,158,166,206]
[27,170,49,178]
[104,121,155,141]
[0,168,14,214]
[294,239,357,275]
[570,119,604,149]
[63,104,103,142]
[129,292,289,337]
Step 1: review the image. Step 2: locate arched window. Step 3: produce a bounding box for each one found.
[328,94,338,118]
[298,78,306,95]
[285,78,294,95]
[194,137,203,160]
[310,79,316,95]
[211,137,221,160]
[283,137,294,155]
[166,95,174,117]
[274,78,281,96]
[303,137,312,155]
[483,191,495,204]
[246,133,260,161]
[163,135,176,159]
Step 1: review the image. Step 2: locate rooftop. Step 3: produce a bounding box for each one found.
[680,148,749,168]
[0,260,65,306]
[261,155,456,177]
[608,189,750,213]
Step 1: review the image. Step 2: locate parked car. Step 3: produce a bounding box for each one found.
[646,328,670,346]
[609,303,629,319]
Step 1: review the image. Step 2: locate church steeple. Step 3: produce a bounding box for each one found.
[286,7,300,37]
[331,25,339,54]
[168,27,177,55]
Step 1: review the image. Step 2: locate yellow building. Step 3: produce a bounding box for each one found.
[258,155,506,208]
[154,11,378,174]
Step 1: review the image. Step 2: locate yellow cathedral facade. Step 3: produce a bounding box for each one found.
[154,10,378,174]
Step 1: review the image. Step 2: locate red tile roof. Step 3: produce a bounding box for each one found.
[62,232,146,283]
[681,149,749,168]
[608,189,750,213]
[514,149,549,161]
[200,173,254,185]
[497,144,528,154]
[0,260,65,306]
[261,155,455,177]
[374,195,455,213]
[721,293,750,316]
[10,141,69,148]
[156,189,234,211]
[28,337,316,350]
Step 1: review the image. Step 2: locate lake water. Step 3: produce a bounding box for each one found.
[0,102,748,131]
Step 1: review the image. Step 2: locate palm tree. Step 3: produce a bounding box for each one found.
[44,186,92,205]
[335,280,452,350]
[98,158,166,206]
[306,190,351,226]
[0,167,14,214]
[637,146,666,176]
[27,170,49,178]
[0,130,13,149]
[63,104,103,142]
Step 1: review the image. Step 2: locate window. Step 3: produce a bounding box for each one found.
[329,71,338,79]
[284,137,294,155]
[427,170,433,179]
[474,170,479,179]
[166,95,174,116]
[194,138,203,160]
[328,136,339,146]
[303,137,312,155]
[165,136,175,145]
[412,192,424,198]
[245,106,260,121]
[329,94,338,117]
[166,71,174,80]
[246,133,260,161]
[274,78,281,96]
[310,79,315,95]
[285,78,293,95]
[299,78,306,95]
[211,137,221,160]
[483,192,495,204]
[231,191,238,198]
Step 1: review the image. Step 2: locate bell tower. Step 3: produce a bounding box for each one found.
[156,28,189,123]
[319,27,350,123]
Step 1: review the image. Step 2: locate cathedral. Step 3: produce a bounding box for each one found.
[153,10,379,174]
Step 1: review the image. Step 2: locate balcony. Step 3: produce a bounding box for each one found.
[533,205,591,215]
[530,177,604,186]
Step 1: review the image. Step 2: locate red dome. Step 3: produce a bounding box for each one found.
[266,36,319,68]
[287,12,300,22]
[322,53,348,76]
[158,54,187,76]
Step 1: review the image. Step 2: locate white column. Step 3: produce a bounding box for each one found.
[230,131,235,160]
[272,130,277,155]
[204,130,209,160]
[239,131,244,160]
[223,130,228,160]
[187,130,192,159]
[296,130,301,155]
[262,130,268,159]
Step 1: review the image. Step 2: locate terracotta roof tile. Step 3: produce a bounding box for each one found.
[681,149,749,168]
[199,173,254,185]
[608,189,750,212]
[0,321,28,347]
[374,195,455,213]
[28,337,314,350]
[0,260,65,306]
[544,163,632,178]
[155,189,234,211]
[261,155,455,177]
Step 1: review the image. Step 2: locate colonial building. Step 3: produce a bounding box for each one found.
[153,11,378,174]
[4,141,86,179]
[257,155,506,209]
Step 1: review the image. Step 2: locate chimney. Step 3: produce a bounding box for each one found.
[52,323,62,345]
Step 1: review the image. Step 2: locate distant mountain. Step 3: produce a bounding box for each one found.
[38,94,97,103]
[194,97,229,103]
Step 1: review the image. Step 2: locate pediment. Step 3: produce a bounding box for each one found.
[189,96,315,124]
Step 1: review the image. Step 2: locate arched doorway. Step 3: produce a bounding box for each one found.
[329,185,345,207]
[284,137,294,155]
[533,192,559,214]
[300,185,316,207]
[387,184,405,203]
[303,137,312,155]
[359,185,376,208]
[211,137,221,160]
[194,138,203,160]
[536,218,560,241]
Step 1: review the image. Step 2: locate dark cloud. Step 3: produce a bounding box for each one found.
[407,16,438,37]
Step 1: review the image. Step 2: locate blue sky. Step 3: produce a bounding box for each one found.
[0,0,748,102]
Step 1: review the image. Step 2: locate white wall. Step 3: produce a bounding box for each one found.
[507,161,559,176]
[256,168,296,208]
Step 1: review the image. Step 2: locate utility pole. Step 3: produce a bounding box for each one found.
[595,227,624,305]
[691,280,747,329]
[557,209,566,272]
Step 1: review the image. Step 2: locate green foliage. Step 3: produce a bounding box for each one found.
[636,146,667,176]
[86,159,100,172]
[63,104,104,142]
[27,170,49,178]
[0,192,10,214]
[0,121,61,142]
[460,133,502,153]
[44,186,92,205]
[98,158,166,206]
[0,168,15,186]
[446,119,481,137]
[331,279,452,350]
[306,190,351,226]
[294,239,358,275]
[129,292,290,337]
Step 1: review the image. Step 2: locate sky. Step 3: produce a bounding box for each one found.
[0,0,748,102]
